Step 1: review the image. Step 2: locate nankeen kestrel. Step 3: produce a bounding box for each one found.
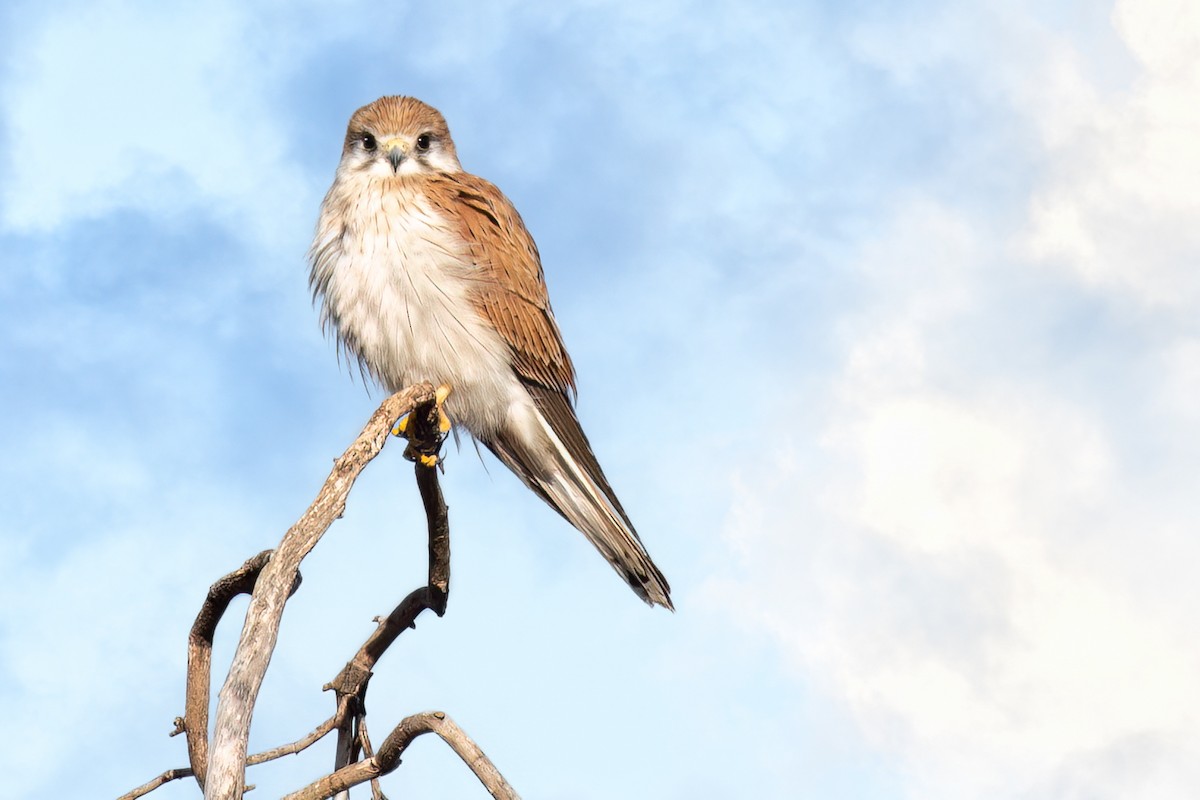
[309,96,671,609]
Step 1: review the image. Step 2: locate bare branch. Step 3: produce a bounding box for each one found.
[246,695,352,766]
[324,397,453,791]
[353,715,386,800]
[117,767,195,800]
[122,383,518,799]
[204,385,435,800]
[282,712,520,800]
[327,404,451,698]
[183,549,278,790]
[417,456,450,614]
[120,708,347,800]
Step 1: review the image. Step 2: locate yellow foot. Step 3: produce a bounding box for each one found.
[391,415,409,437]
[435,384,453,434]
[395,384,453,462]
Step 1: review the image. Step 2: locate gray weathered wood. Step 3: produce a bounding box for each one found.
[203,385,434,800]
[282,711,520,800]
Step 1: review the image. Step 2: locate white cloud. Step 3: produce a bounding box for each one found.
[1154,338,1200,427]
[819,389,1197,798]
[1022,0,1200,309]
[715,175,1200,797]
[848,0,1200,310]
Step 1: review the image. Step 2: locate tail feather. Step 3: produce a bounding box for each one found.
[483,385,673,610]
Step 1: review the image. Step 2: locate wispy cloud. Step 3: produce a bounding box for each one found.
[716,2,1200,796]
[1023,0,1200,309]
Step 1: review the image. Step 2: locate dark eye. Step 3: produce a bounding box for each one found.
[415,133,432,152]
[361,133,377,151]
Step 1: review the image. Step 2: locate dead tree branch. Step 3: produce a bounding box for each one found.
[117,768,195,800]
[282,712,519,800]
[180,549,287,789]
[203,384,435,799]
[325,393,453,779]
[120,384,519,800]
[123,700,352,800]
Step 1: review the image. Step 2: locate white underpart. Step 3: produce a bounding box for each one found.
[312,179,532,439]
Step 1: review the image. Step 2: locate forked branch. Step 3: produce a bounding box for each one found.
[120,385,518,800]
[202,385,436,799]
[284,712,518,800]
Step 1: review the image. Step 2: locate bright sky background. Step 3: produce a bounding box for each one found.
[3,1,1199,798]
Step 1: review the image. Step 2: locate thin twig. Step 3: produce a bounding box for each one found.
[354,716,388,800]
[117,767,195,800]
[121,703,348,800]
[247,695,352,766]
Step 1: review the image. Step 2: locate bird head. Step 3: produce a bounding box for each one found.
[339,96,462,178]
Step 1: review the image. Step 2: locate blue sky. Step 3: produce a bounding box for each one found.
[3,0,1199,798]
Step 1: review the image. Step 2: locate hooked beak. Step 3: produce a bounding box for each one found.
[383,139,407,172]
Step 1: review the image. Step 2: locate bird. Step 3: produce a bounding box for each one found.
[309,96,672,609]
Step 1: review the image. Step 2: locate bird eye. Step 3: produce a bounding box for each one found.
[415,133,432,152]
[361,133,377,151]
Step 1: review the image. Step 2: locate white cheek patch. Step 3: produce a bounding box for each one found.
[423,150,461,173]
[343,149,460,178]
[397,159,427,176]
